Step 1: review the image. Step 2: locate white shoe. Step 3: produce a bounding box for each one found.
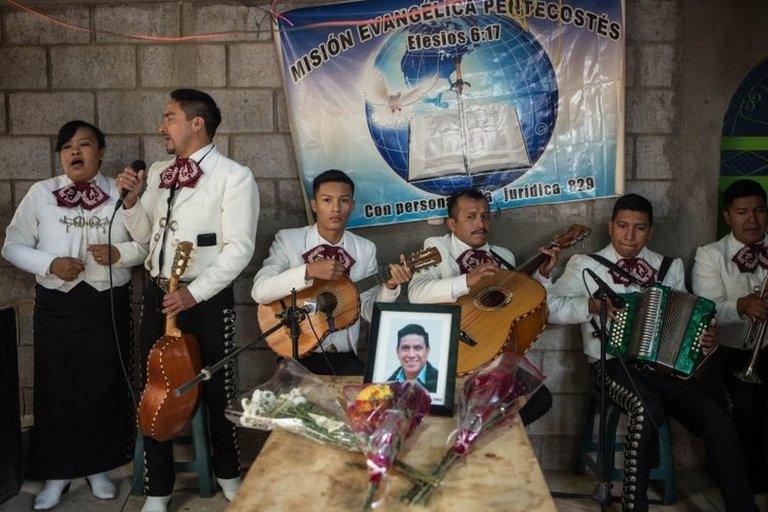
[86,472,116,499]
[33,480,70,510]
[216,476,241,501]
[140,495,171,512]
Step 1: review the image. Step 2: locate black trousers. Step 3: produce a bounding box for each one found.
[139,277,240,496]
[720,345,768,492]
[593,360,757,512]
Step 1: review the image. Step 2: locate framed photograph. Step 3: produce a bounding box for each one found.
[364,303,460,415]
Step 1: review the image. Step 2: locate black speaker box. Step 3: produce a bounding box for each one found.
[0,307,23,504]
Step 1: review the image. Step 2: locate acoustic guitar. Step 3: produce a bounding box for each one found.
[456,225,591,375]
[258,247,442,358]
[138,241,202,442]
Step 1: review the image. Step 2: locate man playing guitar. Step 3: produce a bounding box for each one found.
[408,188,559,425]
[251,169,412,375]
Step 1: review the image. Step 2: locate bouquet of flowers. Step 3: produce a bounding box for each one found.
[404,352,545,504]
[226,358,359,449]
[342,380,432,510]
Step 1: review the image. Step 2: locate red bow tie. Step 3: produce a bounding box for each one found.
[732,243,768,273]
[53,181,109,210]
[609,257,658,286]
[159,157,203,189]
[302,244,356,276]
[456,249,497,274]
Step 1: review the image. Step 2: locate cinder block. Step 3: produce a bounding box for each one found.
[626,0,679,43]
[228,44,282,88]
[539,435,579,470]
[526,392,584,436]
[257,180,278,219]
[10,92,95,135]
[231,134,297,179]
[639,44,677,88]
[0,182,12,226]
[5,5,91,44]
[16,301,34,347]
[0,93,6,134]
[234,304,262,348]
[540,350,591,393]
[237,348,278,390]
[210,90,273,133]
[625,180,674,217]
[98,136,141,178]
[141,134,229,167]
[182,4,271,42]
[635,135,677,180]
[626,89,676,134]
[98,91,168,134]
[276,90,290,133]
[531,324,582,352]
[0,138,51,180]
[13,181,38,208]
[22,388,34,417]
[625,44,636,88]
[0,48,46,90]
[94,4,180,43]
[139,45,226,88]
[625,135,635,179]
[51,46,136,89]
[233,271,256,305]
[0,267,36,302]
[18,345,33,388]
[278,179,307,215]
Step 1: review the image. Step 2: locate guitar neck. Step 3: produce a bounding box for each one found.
[355,270,391,294]
[515,253,547,277]
[164,276,182,337]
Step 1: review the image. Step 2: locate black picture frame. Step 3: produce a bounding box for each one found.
[364,302,460,415]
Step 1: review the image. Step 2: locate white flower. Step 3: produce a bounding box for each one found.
[282,388,307,406]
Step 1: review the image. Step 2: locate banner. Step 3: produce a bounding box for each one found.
[275,0,625,228]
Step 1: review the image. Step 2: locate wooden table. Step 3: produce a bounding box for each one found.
[228,377,556,512]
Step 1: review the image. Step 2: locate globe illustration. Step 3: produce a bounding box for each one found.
[365,15,558,196]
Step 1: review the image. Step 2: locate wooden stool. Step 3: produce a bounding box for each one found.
[574,389,676,504]
[131,405,216,498]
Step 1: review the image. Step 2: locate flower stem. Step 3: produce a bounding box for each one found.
[402,450,460,504]
[361,480,379,511]
[393,459,440,486]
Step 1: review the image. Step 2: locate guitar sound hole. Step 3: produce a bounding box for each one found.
[316,292,338,315]
[477,289,507,309]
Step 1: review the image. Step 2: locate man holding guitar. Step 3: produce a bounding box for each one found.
[117,89,259,512]
[547,194,756,512]
[251,169,413,375]
[408,188,560,425]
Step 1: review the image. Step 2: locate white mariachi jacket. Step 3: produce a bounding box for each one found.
[692,232,768,349]
[408,233,551,304]
[251,224,400,355]
[2,173,148,292]
[123,144,259,303]
[546,244,685,360]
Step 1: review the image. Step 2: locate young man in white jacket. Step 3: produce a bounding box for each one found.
[547,193,755,512]
[252,169,412,375]
[693,178,768,495]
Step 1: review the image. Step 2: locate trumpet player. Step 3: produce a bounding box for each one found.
[693,178,768,494]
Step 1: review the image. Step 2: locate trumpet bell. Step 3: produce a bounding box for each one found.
[734,369,762,384]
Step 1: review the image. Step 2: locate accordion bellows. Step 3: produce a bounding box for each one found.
[607,285,716,378]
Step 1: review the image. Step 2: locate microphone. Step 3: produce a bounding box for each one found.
[115,159,146,210]
[585,268,626,308]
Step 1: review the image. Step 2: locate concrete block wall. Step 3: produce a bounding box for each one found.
[1,0,754,472]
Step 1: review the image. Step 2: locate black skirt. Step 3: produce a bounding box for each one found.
[30,282,134,479]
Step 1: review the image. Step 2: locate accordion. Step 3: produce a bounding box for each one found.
[607,285,716,378]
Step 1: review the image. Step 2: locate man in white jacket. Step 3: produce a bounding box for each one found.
[548,193,755,512]
[118,89,259,512]
[693,178,768,494]
[408,188,559,426]
[251,169,412,375]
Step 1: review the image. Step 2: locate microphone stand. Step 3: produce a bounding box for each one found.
[175,288,306,397]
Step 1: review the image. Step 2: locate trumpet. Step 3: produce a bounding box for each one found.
[734,273,768,384]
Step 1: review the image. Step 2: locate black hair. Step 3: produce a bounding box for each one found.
[55,120,105,152]
[722,179,767,209]
[396,323,429,349]
[170,88,221,139]
[446,188,488,220]
[612,193,654,226]
[312,169,355,197]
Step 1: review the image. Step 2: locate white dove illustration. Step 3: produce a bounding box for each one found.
[362,68,439,126]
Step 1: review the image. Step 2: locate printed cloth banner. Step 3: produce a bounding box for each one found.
[275,0,625,228]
